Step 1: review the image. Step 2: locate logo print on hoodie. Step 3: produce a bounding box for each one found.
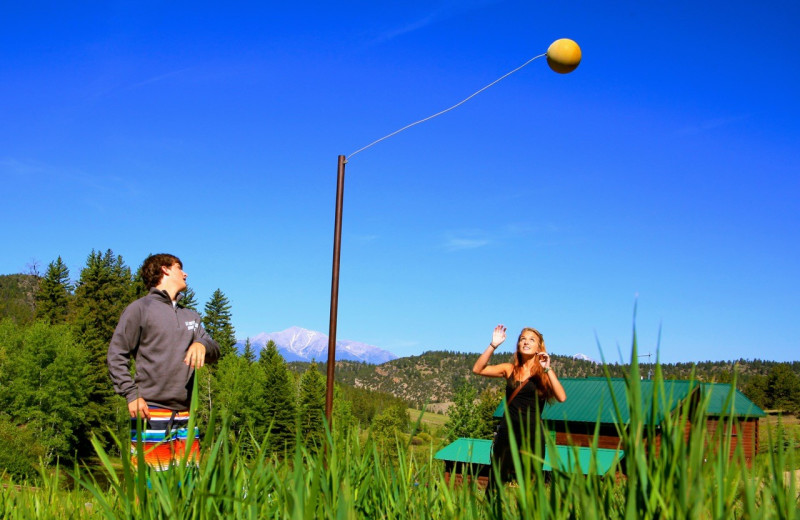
[185,321,199,331]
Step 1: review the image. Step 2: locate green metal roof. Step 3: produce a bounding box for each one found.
[701,383,766,418]
[434,438,625,475]
[492,378,765,424]
[543,446,624,475]
[434,438,493,465]
[493,378,697,425]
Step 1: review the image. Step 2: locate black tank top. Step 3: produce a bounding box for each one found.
[505,377,547,425]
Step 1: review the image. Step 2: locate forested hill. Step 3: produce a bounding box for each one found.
[0,274,38,325]
[291,351,800,410]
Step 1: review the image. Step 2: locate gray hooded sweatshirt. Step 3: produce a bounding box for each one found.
[107,288,221,410]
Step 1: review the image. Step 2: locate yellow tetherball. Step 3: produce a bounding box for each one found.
[546,38,582,74]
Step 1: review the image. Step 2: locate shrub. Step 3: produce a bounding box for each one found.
[0,414,44,481]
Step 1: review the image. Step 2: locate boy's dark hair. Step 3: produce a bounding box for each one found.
[141,254,182,290]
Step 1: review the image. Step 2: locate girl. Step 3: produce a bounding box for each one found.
[472,324,566,490]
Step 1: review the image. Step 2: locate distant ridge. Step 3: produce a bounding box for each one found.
[237,326,398,364]
[286,350,625,406]
[284,351,793,407]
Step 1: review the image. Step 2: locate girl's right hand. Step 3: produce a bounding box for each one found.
[491,324,507,348]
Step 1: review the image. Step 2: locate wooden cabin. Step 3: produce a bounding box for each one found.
[699,382,763,465]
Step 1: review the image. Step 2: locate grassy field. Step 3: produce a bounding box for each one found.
[758,411,800,473]
[407,407,448,428]
[761,410,800,435]
[2,371,799,519]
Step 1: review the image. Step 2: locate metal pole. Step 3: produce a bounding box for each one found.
[325,155,346,423]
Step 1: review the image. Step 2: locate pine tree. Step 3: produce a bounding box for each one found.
[242,338,255,363]
[35,256,72,324]
[72,249,134,449]
[443,380,480,443]
[258,340,296,454]
[130,264,148,300]
[767,364,800,414]
[203,289,236,358]
[332,385,356,441]
[474,387,502,439]
[212,353,267,453]
[298,361,326,450]
[370,402,409,457]
[743,375,769,409]
[73,249,134,356]
[178,286,199,311]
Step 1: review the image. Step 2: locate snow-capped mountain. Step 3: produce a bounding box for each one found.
[237,326,398,364]
[572,353,599,364]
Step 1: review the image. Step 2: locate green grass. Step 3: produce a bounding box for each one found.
[407,407,448,427]
[2,353,800,519]
[758,412,800,472]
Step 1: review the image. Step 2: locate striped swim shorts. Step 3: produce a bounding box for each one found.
[130,407,200,471]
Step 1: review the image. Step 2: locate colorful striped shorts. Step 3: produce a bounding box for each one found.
[130,408,200,471]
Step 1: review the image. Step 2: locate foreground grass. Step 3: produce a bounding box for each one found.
[2,362,800,518]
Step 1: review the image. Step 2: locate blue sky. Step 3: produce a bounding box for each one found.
[1,1,798,364]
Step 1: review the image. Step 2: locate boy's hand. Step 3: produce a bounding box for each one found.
[185,342,207,369]
[129,397,150,419]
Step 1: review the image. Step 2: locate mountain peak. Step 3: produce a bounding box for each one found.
[237,327,397,364]
[572,353,599,364]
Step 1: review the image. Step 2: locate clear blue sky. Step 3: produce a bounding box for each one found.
[2,1,798,363]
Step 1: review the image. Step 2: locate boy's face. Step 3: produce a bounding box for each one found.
[163,262,188,292]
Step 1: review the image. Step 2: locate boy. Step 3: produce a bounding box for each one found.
[107,253,220,470]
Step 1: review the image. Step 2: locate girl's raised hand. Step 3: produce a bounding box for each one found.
[491,324,507,348]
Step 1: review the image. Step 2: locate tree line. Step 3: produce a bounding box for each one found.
[0,250,410,479]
